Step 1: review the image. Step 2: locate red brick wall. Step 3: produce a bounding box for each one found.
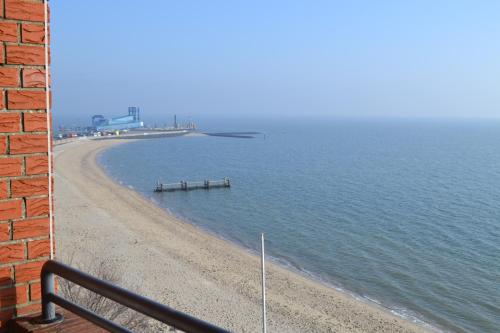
[0,0,51,329]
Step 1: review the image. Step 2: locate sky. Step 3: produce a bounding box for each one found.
[51,1,500,125]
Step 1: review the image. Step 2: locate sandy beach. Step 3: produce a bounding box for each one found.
[54,138,432,333]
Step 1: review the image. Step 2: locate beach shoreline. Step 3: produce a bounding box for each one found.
[55,137,435,333]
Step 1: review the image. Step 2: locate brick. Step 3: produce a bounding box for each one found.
[0,44,4,64]
[22,68,46,88]
[0,22,18,42]
[23,112,47,131]
[14,260,45,282]
[0,157,22,176]
[6,45,45,65]
[0,243,24,263]
[9,134,48,154]
[25,155,47,175]
[26,197,48,217]
[0,67,19,87]
[27,239,49,259]
[21,23,45,44]
[0,267,13,286]
[0,285,27,308]
[0,182,7,199]
[5,0,45,22]
[11,177,48,197]
[13,218,48,240]
[29,282,41,301]
[0,113,21,133]
[16,302,41,316]
[0,137,5,154]
[0,223,9,241]
[0,91,4,110]
[7,90,46,110]
[0,200,22,221]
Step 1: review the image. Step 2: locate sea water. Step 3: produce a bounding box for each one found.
[99,118,500,332]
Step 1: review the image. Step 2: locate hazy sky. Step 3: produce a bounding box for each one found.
[51,1,500,124]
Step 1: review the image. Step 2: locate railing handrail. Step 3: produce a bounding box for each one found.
[41,260,231,333]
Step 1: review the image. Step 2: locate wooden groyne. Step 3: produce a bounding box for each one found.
[154,178,231,192]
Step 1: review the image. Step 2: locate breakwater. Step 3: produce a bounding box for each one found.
[204,132,261,138]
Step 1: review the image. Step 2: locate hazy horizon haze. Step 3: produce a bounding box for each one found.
[51,1,500,124]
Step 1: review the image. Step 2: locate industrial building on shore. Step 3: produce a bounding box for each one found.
[56,107,196,139]
[92,107,144,131]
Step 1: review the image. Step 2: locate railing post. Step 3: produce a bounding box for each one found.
[41,270,55,321]
[40,265,63,324]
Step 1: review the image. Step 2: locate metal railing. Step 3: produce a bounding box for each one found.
[41,260,231,333]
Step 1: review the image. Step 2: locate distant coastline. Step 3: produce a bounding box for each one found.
[54,130,263,144]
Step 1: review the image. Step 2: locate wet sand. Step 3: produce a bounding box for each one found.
[55,138,432,333]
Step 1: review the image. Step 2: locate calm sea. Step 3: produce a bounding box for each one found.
[98,118,500,333]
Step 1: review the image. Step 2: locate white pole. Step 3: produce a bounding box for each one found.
[44,0,54,260]
[261,233,267,333]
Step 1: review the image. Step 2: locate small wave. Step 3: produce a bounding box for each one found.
[364,296,382,305]
[389,307,446,332]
